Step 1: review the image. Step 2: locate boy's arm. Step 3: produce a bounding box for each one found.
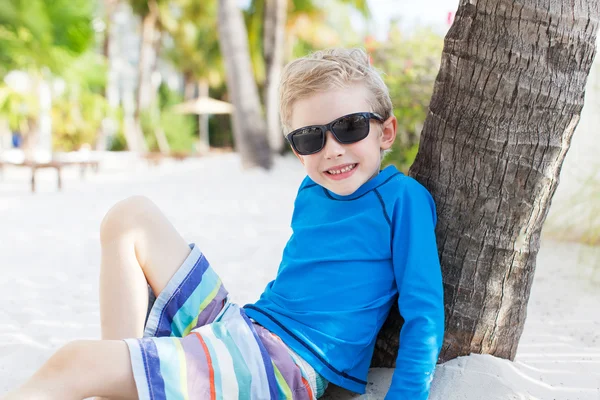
[385,178,445,400]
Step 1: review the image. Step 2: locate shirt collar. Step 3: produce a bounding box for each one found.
[323,165,401,200]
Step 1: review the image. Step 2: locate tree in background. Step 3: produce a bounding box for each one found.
[1,0,379,159]
[218,0,273,169]
[245,0,371,154]
[262,0,288,153]
[222,0,356,159]
[372,0,600,367]
[0,0,94,78]
[281,0,370,56]
[161,0,224,152]
[212,0,375,161]
[0,84,39,149]
[0,0,95,156]
[96,0,123,151]
[371,27,444,172]
[126,0,166,153]
[51,52,109,152]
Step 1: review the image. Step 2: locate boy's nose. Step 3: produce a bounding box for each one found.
[323,131,345,159]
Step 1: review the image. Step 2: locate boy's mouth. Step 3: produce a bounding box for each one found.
[325,163,358,176]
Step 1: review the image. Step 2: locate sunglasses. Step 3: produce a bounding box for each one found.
[286,112,384,155]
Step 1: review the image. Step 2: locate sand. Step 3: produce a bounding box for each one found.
[0,153,598,399]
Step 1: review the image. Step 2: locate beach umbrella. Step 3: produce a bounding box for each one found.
[172,96,234,115]
[172,97,234,152]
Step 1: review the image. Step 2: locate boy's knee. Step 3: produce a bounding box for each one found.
[45,340,90,374]
[100,195,157,244]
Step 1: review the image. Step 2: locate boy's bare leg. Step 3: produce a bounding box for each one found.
[2,197,190,400]
[2,340,136,400]
[95,196,191,400]
[99,195,191,339]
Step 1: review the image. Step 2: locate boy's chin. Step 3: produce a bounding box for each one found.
[322,182,360,196]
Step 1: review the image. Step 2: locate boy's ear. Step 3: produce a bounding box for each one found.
[380,115,397,151]
[292,148,305,165]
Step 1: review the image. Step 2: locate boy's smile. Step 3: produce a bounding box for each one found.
[290,84,397,196]
[324,163,358,180]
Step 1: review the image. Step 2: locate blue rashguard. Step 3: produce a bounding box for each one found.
[245,165,444,399]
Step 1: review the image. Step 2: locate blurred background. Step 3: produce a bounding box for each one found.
[0,2,464,390]
[0,0,598,270]
[0,0,458,172]
[0,1,598,395]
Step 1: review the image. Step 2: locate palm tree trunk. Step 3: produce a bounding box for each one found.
[149,23,169,155]
[21,118,36,162]
[218,0,273,169]
[154,125,170,154]
[102,0,117,62]
[184,72,196,100]
[263,0,287,154]
[198,79,210,153]
[133,0,160,153]
[97,0,119,151]
[372,0,600,367]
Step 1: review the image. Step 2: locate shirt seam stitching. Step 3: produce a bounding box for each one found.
[322,172,402,201]
[299,183,318,193]
[373,188,392,227]
[243,304,368,385]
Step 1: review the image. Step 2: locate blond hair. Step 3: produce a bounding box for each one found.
[279,48,393,135]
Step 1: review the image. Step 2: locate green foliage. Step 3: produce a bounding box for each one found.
[289,0,320,14]
[63,51,108,91]
[49,49,108,151]
[141,84,196,152]
[141,108,196,153]
[51,89,109,152]
[371,26,444,172]
[0,0,99,151]
[384,142,420,173]
[204,83,234,148]
[0,0,95,77]
[161,0,223,87]
[246,0,373,87]
[128,0,152,17]
[107,107,128,151]
[160,110,195,152]
[107,132,128,151]
[208,114,234,148]
[0,84,39,132]
[244,0,266,84]
[0,0,440,160]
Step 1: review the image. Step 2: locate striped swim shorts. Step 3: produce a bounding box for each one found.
[124,244,327,400]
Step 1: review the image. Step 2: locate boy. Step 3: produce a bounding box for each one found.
[3,48,444,400]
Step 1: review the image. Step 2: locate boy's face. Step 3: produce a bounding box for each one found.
[289,84,397,196]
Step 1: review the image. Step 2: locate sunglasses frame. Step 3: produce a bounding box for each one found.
[286,112,384,156]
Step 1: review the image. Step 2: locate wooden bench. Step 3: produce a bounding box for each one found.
[0,159,100,192]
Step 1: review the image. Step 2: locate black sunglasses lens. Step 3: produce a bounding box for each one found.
[292,127,324,154]
[332,114,370,143]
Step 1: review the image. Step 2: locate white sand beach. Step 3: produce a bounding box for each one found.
[0,153,598,399]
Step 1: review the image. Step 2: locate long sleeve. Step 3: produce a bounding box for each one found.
[385,178,445,400]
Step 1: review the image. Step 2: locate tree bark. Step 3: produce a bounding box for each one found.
[263,0,287,154]
[97,0,119,151]
[372,0,599,367]
[184,72,196,100]
[132,0,160,153]
[149,23,168,155]
[218,0,273,169]
[102,0,118,62]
